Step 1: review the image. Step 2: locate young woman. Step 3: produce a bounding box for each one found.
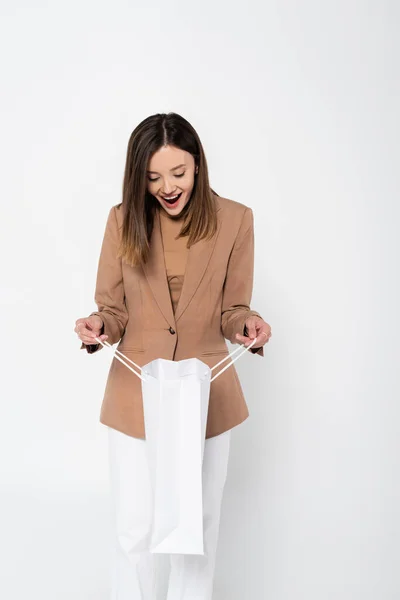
[75,112,271,600]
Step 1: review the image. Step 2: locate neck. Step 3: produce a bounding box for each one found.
[160,207,184,221]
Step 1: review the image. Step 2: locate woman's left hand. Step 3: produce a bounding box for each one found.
[236,316,272,349]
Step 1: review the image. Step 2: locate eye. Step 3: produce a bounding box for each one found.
[148,172,185,182]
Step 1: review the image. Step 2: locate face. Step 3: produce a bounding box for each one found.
[146,145,198,216]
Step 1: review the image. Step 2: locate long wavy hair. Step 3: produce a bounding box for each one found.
[117,112,219,267]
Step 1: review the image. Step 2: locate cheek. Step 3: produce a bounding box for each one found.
[182,178,194,193]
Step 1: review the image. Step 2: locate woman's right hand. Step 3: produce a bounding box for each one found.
[75,315,108,346]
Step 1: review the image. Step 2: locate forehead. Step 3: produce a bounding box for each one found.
[147,145,192,171]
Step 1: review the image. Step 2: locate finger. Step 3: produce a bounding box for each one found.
[77,328,97,339]
[236,333,259,347]
[80,334,108,345]
[79,335,108,346]
[236,333,249,343]
[74,319,85,332]
[80,335,99,345]
[263,330,271,341]
[247,322,257,339]
[76,326,100,340]
[254,331,269,345]
[75,318,97,335]
[237,331,269,348]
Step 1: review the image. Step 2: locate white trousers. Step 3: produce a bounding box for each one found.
[107,426,232,600]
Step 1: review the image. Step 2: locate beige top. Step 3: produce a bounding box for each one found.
[159,208,189,314]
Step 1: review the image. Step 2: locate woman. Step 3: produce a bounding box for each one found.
[75,112,271,599]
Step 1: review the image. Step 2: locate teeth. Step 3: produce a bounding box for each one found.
[163,194,179,200]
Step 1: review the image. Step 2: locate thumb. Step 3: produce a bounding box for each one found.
[247,321,257,339]
[86,317,102,335]
[86,316,100,330]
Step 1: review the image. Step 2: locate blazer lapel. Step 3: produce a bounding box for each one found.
[142,198,222,326]
[141,208,176,328]
[174,201,222,322]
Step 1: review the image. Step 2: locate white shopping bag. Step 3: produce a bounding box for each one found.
[95,336,258,555]
[141,357,210,555]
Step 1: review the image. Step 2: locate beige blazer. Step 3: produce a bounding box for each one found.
[81,193,264,439]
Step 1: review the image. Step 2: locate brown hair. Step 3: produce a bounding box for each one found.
[116,112,219,267]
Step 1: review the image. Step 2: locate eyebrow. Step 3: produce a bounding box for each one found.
[147,163,186,174]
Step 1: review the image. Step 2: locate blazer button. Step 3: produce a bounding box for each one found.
[169,327,176,334]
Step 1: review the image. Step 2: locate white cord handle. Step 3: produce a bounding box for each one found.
[209,336,259,382]
[94,337,146,381]
[93,335,260,383]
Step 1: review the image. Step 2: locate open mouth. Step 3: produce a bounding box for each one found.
[162,192,182,205]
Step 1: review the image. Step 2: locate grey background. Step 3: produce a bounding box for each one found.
[0,1,399,598]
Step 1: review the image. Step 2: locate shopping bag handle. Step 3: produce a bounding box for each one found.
[94,338,146,381]
[92,335,260,383]
[209,336,259,382]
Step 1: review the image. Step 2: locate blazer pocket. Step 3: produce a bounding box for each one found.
[116,346,145,353]
[200,349,229,356]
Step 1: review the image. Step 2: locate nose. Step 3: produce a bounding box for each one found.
[161,178,177,194]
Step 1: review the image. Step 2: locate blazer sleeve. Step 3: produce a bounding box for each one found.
[220,207,264,357]
[80,206,129,354]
